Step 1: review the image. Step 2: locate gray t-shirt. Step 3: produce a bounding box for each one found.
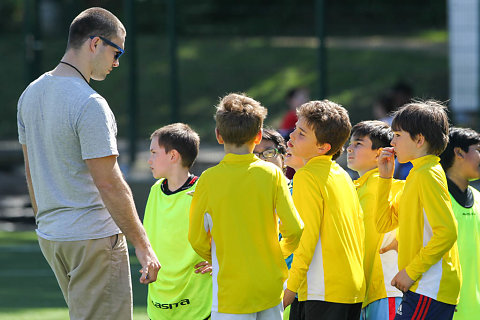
[17,73,121,241]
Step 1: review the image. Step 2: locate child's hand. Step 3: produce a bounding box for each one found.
[194,261,212,275]
[391,269,414,292]
[378,147,395,179]
[380,238,398,254]
[283,288,296,309]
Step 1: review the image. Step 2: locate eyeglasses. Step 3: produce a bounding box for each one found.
[254,148,279,160]
[90,35,125,60]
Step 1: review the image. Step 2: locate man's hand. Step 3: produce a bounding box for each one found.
[283,288,296,309]
[137,246,161,284]
[380,238,398,254]
[378,147,395,179]
[391,269,414,292]
[194,261,212,275]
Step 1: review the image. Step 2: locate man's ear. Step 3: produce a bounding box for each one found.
[253,130,263,145]
[89,36,99,53]
[317,142,331,155]
[215,128,224,144]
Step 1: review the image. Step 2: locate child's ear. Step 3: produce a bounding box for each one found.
[215,128,224,144]
[169,149,180,162]
[454,147,464,159]
[253,130,263,145]
[317,142,331,155]
[415,134,425,148]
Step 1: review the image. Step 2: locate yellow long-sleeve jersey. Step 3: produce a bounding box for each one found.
[287,155,366,303]
[189,153,304,314]
[354,168,404,307]
[376,155,461,305]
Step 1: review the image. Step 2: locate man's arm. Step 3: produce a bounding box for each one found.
[85,155,160,284]
[21,145,38,216]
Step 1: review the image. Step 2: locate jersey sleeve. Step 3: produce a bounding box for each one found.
[275,171,304,258]
[188,176,212,262]
[405,171,458,280]
[287,169,323,292]
[375,178,400,233]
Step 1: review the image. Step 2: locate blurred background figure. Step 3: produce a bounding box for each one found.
[374,81,414,179]
[278,88,310,140]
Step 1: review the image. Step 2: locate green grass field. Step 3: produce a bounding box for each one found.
[0,231,149,319]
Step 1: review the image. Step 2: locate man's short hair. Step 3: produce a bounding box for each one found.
[67,7,126,50]
[150,123,200,169]
[351,120,393,150]
[215,93,267,147]
[297,100,352,156]
[440,127,480,171]
[262,128,287,156]
[391,100,449,155]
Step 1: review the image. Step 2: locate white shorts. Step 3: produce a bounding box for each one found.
[212,302,283,320]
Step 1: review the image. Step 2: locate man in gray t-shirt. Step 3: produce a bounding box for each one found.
[17,7,160,320]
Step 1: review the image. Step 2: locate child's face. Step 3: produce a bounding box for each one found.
[460,143,480,181]
[391,130,419,163]
[253,139,284,169]
[285,146,305,171]
[148,137,172,179]
[288,117,325,161]
[346,135,379,176]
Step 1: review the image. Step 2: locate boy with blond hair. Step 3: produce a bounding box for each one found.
[346,120,403,319]
[144,123,212,320]
[189,93,304,319]
[376,101,461,320]
[283,100,366,320]
[440,127,480,320]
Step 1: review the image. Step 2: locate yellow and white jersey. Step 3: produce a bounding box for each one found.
[189,153,304,314]
[287,155,366,303]
[354,168,404,307]
[376,155,461,305]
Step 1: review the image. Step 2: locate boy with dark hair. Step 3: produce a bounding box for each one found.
[376,101,461,320]
[144,123,212,320]
[189,93,304,320]
[440,127,480,320]
[347,120,403,320]
[283,100,366,320]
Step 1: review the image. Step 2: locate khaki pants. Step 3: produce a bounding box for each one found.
[38,234,133,320]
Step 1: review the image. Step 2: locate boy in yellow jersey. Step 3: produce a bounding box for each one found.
[189,93,304,320]
[376,101,461,320]
[144,123,212,320]
[346,121,404,320]
[439,127,480,320]
[283,100,366,320]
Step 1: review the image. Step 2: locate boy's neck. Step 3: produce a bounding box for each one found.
[164,167,191,192]
[446,169,469,192]
[223,142,255,155]
[357,165,378,177]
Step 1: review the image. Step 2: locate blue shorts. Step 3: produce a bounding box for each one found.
[394,291,455,320]
[360,297,402,320]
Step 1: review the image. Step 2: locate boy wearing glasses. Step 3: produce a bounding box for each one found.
[189,93,304,319]
[283,100,366,320]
